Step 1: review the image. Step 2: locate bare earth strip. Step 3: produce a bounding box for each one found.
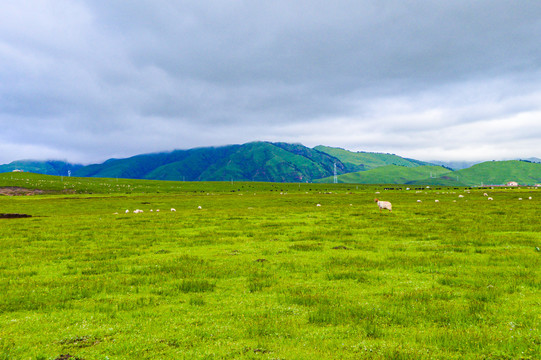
[0,187,44,196]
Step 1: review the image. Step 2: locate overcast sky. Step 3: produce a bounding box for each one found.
[1,1,540,164]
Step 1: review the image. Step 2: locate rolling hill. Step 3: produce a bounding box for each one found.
[430,160,541,187]
[314,145,434,170]
[314,165,452,184]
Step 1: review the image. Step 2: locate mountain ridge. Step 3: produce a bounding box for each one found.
[1,142,539,185]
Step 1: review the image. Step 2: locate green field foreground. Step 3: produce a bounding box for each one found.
[0,174,540,359]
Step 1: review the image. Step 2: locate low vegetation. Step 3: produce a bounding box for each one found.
[0,173,539,359]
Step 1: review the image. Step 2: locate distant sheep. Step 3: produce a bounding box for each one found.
[133,209,143,214]
[528,196,532,200]
[518,198,523,201]
[483,193,488,196]
[125,209,129,214]
[374,198,392,212]
[458,195,464,198]
[171,208,176,212]
[487,197,493,200]
[316,204,321,207]
[435,200,439,203]
[417,200,422,203]
[198,206,202,209]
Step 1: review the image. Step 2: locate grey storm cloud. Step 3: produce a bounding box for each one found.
[1,0,541,164]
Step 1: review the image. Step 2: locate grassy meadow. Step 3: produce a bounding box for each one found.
[0,173,540,359]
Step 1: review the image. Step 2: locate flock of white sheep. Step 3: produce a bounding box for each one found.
[374,190,533,213]
[116,190,533,215]
[121,206,204,214]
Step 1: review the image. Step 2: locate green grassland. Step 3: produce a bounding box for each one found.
[0,173,540,359]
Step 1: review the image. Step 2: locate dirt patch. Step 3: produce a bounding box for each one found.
[332,246,350,250]
[0,213,32,219]
[55,355,85,360]
[0,187,44,196]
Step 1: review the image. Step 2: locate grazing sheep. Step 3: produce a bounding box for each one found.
[487,197,493,200]
[483,193,488,196]
[171,208,176,212]
[528,196,532,200]
[198,206,202,209]
[417,200,422,203]
[133,209,143,214]
[374,198,392,212]
[518,198,523,201]
[125,209,129,214]
[316,204,321,207]
[435,200,439,203]
[458,195,464,198]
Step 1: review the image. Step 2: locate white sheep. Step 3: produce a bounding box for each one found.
[417,200,422,203]
[198,206,202,209]
[125,209,129,214]
[528,196,532,200]
[133,209,143,214]
[171,208,176,212]
[487,197,493,200]
[435,200,439,203]
[483,193,488,196]
[458,195,464,198]
[518,198,523,201]
[316,203,321,207]
[375,198,392,212]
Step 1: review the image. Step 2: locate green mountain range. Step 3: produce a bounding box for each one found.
[73,142,355,182]
[0,160,82,176]
[1,143,539,185]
